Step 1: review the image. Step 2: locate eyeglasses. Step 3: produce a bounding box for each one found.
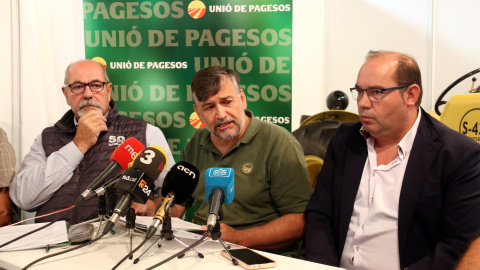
[65,81,108,94]
[350,84,413,102]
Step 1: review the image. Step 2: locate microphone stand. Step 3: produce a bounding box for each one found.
[133,216,204,264]
[144,209,237,270]
[94,194,107,237]
[70,180,119,232]
[178,208,236,264]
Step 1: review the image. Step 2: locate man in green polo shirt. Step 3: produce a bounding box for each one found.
[172,66,312,255]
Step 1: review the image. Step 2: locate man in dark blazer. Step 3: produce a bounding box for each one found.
[305,51,480,270]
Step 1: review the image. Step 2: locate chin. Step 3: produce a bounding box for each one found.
[78,107,102,118]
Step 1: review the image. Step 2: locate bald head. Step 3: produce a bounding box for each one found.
[365,51,422,107]
[64,59,109,85]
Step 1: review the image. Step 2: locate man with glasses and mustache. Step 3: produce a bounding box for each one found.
[172,66,312,256]
[305,51,480,270]
[9,59,174,224]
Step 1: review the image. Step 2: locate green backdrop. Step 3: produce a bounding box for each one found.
[83,0,293,160]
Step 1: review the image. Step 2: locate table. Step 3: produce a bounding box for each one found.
[0,223,342,270]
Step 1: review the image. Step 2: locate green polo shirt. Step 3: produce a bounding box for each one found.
[180,111,312,230]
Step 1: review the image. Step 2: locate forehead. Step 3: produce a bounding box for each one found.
[67,61,105,83]
[198,77,237,103]
[357,56,398,87]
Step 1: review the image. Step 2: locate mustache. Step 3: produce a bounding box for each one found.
[78,99,102,111]
[214,117,237,129]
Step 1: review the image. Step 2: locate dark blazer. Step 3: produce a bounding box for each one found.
[305,109,480,270]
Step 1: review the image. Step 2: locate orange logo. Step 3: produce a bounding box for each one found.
[139,179,146,188]
[91,57,107,70]
[188,1,206,19]
[189,111,205,129]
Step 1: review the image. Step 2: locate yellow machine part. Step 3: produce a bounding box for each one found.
[440,93,480,143]
[298,111,359,190]
[305,155,323,190]
[300,110,360,127]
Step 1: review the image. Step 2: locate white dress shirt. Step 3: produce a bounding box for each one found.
[340,110,421,270]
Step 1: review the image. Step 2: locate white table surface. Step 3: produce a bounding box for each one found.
[0,223,342,270]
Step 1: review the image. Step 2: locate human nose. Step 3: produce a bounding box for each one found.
[215,105,227,119]
[357,90,372,108]
[82,84,94,98]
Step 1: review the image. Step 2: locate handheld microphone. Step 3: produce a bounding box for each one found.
[145,161,200,239]
[205,168,234,231]
[74,137,145,205]
[102,145,168,234]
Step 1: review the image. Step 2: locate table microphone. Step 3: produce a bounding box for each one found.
[102,145,169,234]
[205,168,234,231]
[145,161,200,239]
[74,137,145,205]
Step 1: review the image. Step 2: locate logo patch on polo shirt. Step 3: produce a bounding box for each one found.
[242,163,253,174]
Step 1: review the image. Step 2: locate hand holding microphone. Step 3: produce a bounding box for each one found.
[102,145,168,235]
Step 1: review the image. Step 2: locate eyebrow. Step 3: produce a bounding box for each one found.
[204,95,234,103]
[69,79,103,84]
[354,84,385,90]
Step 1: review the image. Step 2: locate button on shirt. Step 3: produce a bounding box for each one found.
[340,110,421,270]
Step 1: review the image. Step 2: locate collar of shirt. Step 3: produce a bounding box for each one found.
[359,108,422,160]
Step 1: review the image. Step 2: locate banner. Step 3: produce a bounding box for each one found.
[83,0,293,160]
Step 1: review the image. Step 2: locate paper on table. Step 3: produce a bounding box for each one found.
[0,221,69,251]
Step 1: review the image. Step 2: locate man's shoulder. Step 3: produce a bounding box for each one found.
[183,128,210,146]
[421,112,479,145]
[256,118,295,138]
[336,121,362,137]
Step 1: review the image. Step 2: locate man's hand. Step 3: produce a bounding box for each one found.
[202,213,305,250]
[73,110,107,154]
[200,223,239,242]
[131,197,164,216]
[131,201,148,216]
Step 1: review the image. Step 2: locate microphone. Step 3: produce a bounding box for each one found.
[74,137,144,205]
[102,145,168,234]
[145,161,200,239]
[205,168,234,231]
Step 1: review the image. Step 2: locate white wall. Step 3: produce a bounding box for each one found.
[433,0,480,105]
[3,0,480,163]
[0,0,19,165]
[17,0,84,159]
[323,0,433,113]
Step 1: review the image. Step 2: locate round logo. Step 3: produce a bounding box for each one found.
[188,1,206,19]
[91,57,107,70]
[242,163,253,174]
[189,111,205,129]
[459,108,480,142]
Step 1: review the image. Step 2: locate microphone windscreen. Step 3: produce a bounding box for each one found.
[110,137,145,171]
[131,145,168,181]
[161,161,200,204]
[205,168,234,204]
